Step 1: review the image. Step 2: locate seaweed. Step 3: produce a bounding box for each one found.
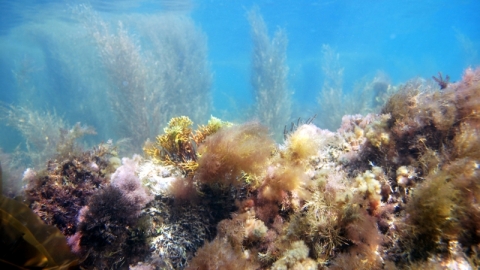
[0,163,78,269]
[24,142,117,237]
[196,121,274,188]
[432,72,450,89]
[74,186,150,269]
[144,116,232,177]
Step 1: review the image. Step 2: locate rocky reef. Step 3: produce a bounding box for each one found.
[11,67,480,269]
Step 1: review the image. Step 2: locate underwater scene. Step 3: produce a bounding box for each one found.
[1,0,480,269]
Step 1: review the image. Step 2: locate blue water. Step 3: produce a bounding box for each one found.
[0,0,479,152]
[194,0,480,109]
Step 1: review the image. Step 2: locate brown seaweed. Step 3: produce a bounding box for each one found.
[0,163,78,269]
[432,71,450,89]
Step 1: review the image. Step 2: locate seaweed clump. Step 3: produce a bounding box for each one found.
[142,117,278,269]
[73,186,150,269]
[24,141,119,237]
[23,142,155,269]
[144,116,232,177]
[339,67,480,266]
[68,155,153,269]
[0,163,78,269]
[195,121,275,187]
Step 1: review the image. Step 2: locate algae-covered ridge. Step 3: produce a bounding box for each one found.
[10,67,480,270]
